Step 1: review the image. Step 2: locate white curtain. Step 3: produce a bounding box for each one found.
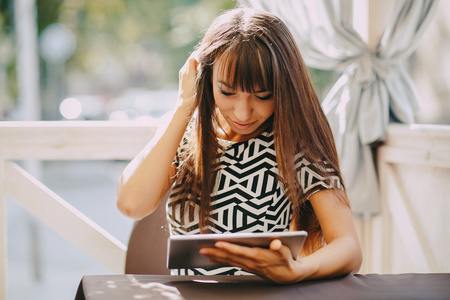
[243,0,439,217]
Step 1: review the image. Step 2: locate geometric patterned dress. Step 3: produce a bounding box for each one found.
[167,130,341,275]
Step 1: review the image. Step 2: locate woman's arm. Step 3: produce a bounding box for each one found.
[292,189,362,280]
[199,189,362,284]
[116,56,198,220]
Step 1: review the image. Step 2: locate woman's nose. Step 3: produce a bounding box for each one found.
[234,96,252,122]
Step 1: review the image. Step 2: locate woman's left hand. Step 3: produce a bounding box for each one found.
[199,239,303,284]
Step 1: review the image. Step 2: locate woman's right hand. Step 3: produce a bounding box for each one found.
[176,53,199,116]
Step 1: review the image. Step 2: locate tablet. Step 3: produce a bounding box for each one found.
[167,231,307,269]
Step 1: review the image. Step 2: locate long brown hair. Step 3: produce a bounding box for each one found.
[174,7,348,254]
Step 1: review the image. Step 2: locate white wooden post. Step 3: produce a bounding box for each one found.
[350,0,391,274]
[14,0,40,121]
[0,159,6,300]
[353,0,394,51]
[377,149,393,274]
[14,0,42,293]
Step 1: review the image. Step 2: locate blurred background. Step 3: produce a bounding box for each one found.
[0,0,449,299]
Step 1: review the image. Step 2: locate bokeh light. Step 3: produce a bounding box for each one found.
[59,97,82,119]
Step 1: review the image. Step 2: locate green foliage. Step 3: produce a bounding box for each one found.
[0,0,63,112]
[0,1,16,111]
[57,0,235,93]
[308,68,335,101]
[0,0,13,32]
[0,0,234,116]
[36,0,63,34]
[0,0,335,118]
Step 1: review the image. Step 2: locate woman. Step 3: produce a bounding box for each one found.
[117,7,362,284]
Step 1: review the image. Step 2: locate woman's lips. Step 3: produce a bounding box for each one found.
[232,120,256,130]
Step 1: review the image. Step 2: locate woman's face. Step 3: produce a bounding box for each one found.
[212,55,275,142]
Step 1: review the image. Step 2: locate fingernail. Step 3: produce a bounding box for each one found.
[199,249,208,256]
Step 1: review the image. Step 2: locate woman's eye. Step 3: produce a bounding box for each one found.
[219,89,234,96]
[256,94,273,101]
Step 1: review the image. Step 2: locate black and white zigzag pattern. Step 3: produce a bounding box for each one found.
[167,130,340,275]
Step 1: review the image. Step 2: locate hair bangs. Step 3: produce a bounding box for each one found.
[216,39,273,94]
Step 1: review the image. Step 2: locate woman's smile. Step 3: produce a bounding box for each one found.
[231,120,257,130]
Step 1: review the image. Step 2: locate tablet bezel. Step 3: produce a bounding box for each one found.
[167,231,308,269]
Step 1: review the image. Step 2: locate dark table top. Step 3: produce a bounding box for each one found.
[75,273,450,300]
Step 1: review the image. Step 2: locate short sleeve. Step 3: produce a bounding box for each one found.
[295,154,343,199]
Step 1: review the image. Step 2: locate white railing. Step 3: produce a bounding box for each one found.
[373,123,450,274]
[1,121,449,299]
[0,121,157,299]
